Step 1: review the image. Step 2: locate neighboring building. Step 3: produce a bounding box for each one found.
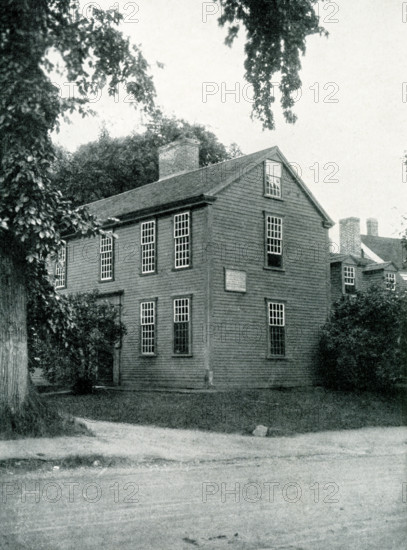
[53,138,334,389]
[330,217,406,303]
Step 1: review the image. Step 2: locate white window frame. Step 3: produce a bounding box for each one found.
[267,301,285,357]
[174,211,190,269]
[140,301,156,355]
[264,160,282,198]
[55,241,67,289]
[141,220,156,274]
[100,233,114,281]
[385,272,396,291]
[173,297,191,355]
[343,265,355,292]
[266,215,283,267]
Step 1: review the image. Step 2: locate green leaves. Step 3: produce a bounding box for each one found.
[217,0,326,129]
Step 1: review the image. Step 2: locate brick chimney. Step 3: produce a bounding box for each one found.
[158,137,200,180]
[366,218,378,236]
[339,217,361,256]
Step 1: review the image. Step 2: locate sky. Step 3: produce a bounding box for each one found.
[53,0,407,243]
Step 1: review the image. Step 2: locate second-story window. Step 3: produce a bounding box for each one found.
[266,215,283,268]
[264,160,282,198]
[385,272,396,291]
[55,241,67,289]
[174,211,190,268]
[343,265,356,294]
[100,233,113,281]
[141,220,156,274]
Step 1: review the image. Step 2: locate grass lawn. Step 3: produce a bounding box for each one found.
[45,387,406,436]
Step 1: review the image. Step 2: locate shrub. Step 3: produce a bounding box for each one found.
[29,290,126,393]
[318,286,406,393]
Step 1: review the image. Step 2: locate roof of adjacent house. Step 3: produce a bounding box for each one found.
[363,261,395,272]
[83,146,334,226]
[361,234,405,269]
[330,253,372,266]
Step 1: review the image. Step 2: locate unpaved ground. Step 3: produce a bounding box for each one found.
[0,422,406,549]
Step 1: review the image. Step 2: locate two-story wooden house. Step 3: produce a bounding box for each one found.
[53,137,334,389]
[330,217,406,303]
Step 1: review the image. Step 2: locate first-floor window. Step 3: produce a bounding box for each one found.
[343,265,356,294]
[100,233,113,281]
[268,301,285,356]
[385,272,396,291]
[266,215,283,268]
[173,297,191,354]
[141,301,155,355]
[55,241,67,289]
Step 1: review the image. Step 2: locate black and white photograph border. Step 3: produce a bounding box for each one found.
[0,1,406,549]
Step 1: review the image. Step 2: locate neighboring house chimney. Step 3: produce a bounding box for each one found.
[366,217,378,236]
[158,137,200,180]
[339,217,361,256]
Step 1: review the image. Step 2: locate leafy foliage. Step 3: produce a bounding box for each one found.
[217,0,327,129]
[318,286,407,393]
[29,291,126,393]
[52,116,243,205]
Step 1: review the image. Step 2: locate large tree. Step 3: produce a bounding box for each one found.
[0,0,156,431]
[52,116,242,205]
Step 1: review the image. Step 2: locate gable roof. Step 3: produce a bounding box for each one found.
[83,146,334,227]
[361,234,405,269]
[330,253,372,267]
[363,261,396,273]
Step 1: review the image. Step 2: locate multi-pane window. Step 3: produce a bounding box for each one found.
[100,233,113,281]
[385,272,396,291]
[266,215,283,268]
[55,242,67,288]
[141,220,156,274]
[343,266,356,294]
[174,212,190,268]
[265,160,282,198]
[173,297,190,354]
[268,302,285,356]
[140,301,155,355]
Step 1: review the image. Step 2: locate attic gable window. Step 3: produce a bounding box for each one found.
[343,265,356,294]
[55,241,67,289]
[264,160,282,198]
[266,215,283,268]
[141,220,156,274]
[174,211,190,269]
[385,272,396,291]
[100,233,114,281]
[268,301,285,356]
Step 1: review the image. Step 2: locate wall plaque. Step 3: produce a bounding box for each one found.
[225,268,247,293]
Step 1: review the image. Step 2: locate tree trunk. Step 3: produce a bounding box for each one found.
[0,240,29,413]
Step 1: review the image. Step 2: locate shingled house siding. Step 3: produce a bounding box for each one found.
[330,263,343,304]
[208,158,330,388]
[60,207,209,388]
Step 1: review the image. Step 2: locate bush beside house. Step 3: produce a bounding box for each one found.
[318,286,407,393]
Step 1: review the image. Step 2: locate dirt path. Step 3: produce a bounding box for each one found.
[0,423,406,549]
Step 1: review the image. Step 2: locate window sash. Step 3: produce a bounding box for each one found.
[173,298,190,354]
[268,302,285,356]
[100,234,113,280]
[141,220,156,273]
[140,301,155,354]
[385,273,396,291]
[55,242,66,288]
[266,216,283,254]
[174,212,190,268]
[265,160,282,198]
[343,266,355,286]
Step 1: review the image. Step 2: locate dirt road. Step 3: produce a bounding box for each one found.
[0,424,406,549]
